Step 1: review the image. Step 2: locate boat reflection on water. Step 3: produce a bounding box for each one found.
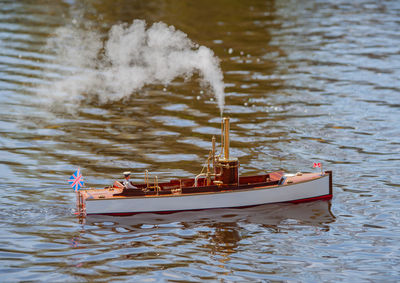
[74,201,334,253]
[81,200,334,229]
[68,201,335,275]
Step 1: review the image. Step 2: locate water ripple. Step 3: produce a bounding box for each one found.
[1,0,400,281]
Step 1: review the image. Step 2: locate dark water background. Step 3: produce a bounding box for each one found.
[1,0,400,281]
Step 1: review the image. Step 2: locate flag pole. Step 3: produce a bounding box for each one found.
[75,190,80,215]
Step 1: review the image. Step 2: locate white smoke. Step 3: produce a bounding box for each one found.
[42,20,225,113]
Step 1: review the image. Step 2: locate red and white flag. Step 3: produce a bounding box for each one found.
[313,162,321,168]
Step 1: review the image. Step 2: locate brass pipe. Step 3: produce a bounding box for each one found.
[145,169,149,189]
[220,118,224,157]
[207,150,211,174]
[207,151,211,185]
[195,173,207,187]
[212,136,216,173]
[224,117,230,160]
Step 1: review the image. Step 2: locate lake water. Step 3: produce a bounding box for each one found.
[1,0,400,281]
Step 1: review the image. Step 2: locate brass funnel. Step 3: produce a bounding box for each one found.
[223,117,230,160]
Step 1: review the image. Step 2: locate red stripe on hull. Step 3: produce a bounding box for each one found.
[87,194,333,216]
[289,194,332,204]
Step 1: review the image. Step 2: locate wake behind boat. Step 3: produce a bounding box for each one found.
[75,118,332,216]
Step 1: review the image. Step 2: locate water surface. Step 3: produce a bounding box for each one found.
[1,0,400,281]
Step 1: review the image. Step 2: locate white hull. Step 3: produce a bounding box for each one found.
[84,173,331,215]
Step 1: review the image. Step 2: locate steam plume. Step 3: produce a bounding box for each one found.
[42,20,225,113]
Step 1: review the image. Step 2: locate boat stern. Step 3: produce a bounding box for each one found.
[283,171,333,203]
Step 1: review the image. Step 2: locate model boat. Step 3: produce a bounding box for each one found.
[76,118,332,216]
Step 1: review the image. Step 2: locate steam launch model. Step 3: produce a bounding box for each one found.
[76,118,333,216]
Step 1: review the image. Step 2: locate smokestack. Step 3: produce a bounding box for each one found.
[215,117,239,186]
[224,117,230,160]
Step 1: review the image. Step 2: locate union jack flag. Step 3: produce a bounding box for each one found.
[69,169,84,191]
[313,162,322,168]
